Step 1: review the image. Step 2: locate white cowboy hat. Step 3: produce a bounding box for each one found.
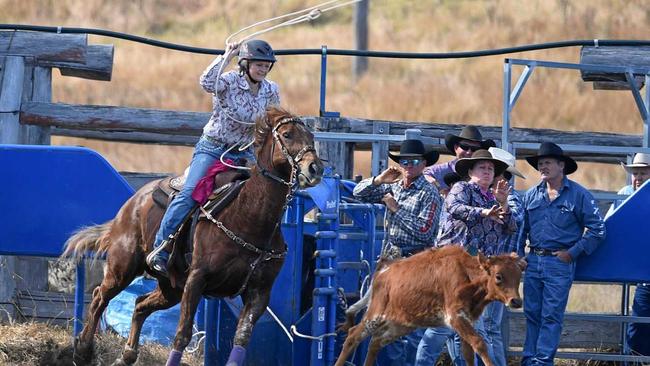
[488,147,526,179]
[622,153,650,173]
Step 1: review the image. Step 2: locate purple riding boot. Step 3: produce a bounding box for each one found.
[226,345,246,366]
[165,349,182,366]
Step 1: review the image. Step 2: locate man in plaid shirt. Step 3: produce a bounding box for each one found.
[354,139,443,258]
[352,138,442,366]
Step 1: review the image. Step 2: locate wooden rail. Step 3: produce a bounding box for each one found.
[19,101,643,170]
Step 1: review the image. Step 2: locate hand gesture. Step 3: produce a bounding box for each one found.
[225,41,241,62]
[492,179,512,206]
[481,205,507,224]
[375,166,402,185]
[382,193,399,213]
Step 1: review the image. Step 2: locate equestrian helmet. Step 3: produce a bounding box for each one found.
[238,39,276,63]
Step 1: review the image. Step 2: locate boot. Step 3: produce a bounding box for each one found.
[146,239,171,277]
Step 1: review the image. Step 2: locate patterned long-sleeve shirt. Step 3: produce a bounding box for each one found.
[199,56,281,147]
[437,181,518,256]
[522,177,606,259]
[353,175,442,249]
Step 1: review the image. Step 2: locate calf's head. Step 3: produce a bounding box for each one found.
[478,252,527,308]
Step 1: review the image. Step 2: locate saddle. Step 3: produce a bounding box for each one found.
[152,169,250,286]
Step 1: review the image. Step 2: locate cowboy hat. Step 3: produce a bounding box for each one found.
[443,171,464,188]
[444,126,495,154]
[488,147,526,179]
[525,142,577,175]
[388,139,439,166]
[622,153,650,173]
[454,149,509,178]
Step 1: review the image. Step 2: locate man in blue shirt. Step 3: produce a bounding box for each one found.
[521,142,606,366]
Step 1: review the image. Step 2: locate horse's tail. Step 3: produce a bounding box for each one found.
[61,221,113,265]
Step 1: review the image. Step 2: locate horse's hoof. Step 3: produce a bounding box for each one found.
[72,338,94,365]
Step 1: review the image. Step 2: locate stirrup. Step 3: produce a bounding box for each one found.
[146,239,170,267]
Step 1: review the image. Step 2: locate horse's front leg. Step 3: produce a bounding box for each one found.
[165,269,206,366]
[226,287,273,366]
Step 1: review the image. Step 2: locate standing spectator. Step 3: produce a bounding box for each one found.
[606,152,650,355]
[470,147,526,366]
[416,149,516,366]
[424,126,495,194]
[520,142,606,366]
[353,138,443,365]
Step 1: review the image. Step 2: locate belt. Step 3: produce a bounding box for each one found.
[531,247,555,256]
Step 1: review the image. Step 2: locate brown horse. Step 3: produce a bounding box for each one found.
[61,107,324,366]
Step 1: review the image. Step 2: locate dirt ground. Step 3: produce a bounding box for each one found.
[0,322,202,366]
[0,321,623,366]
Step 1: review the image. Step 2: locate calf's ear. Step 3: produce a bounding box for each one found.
[478,252,491,273]
[509,252,518,259]
[516,258,528,271]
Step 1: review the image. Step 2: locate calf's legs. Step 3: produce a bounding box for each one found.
[451,314,493,366]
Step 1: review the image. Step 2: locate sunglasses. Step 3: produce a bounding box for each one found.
[399,159,423,167]
[458,142,481,152]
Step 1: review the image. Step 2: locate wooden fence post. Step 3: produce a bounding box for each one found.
[0,56,25,144]
[353,0,369,81]
[24,66,52,144]
[0,56,25,319]
[315,117,354,178]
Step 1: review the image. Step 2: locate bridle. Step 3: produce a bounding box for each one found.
[258,116,316,190]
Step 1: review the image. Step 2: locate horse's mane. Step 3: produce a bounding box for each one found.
[254,106,293,148]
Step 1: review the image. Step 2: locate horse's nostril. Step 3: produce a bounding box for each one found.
[309,162,321,176]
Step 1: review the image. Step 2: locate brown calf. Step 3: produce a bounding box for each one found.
[335,245,526,366]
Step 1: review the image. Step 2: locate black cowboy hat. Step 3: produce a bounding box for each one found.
[454,149,509,178]
[388,139,440,167]
[444,126,495,154]
[525,142,578,175]
[443,172,464,188]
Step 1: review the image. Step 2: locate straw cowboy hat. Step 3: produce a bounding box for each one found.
[622,153,650,173]
[488,147,526,179]
[525,142,578,175]
[454,149,509,178]
[444,126,496,154]
[388,139,440,166]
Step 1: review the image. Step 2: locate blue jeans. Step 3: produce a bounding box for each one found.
[380,328,425,366]
[521,254,575,366]
[153,136,253,248]
[415,327,465,366]
[628,283,650,355]
[475,301,506,366]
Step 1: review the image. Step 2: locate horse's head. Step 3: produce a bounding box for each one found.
[255,107,324,188]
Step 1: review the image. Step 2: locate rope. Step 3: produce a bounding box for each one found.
[186,330,206,354]
[213,0,361,128]
[266,306,294,343]
[290,325,337,341]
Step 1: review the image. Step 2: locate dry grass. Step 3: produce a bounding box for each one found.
[0,322,202,366]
